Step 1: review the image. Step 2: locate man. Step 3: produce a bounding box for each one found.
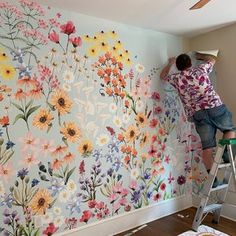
[160,53,235,187]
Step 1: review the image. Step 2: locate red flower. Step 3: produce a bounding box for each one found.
[160,183,166,191]
[69,36,82,47]
[88,200,97,209]
[48,30,59,43]
[0,116,9,126]
[60,21,75,35]
[150,119,158,128]
[79,210,93,223]
[79,160,85,174]
[153,193,161,201]
[43,223,58,236]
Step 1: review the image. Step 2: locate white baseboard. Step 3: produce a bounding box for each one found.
[55,194,192,236]
[192,195,236,222]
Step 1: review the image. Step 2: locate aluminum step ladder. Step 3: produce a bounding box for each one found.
[192,138,236,231]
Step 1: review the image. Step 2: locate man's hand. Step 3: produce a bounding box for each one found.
[196,53,216,64]
[160,57,176,80]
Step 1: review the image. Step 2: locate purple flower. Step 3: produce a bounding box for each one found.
[3,209,10,217]
[3,217,11,225]
[177,175,186,185]
[131,190,141,204]
[11,210,18,218]
[17,168,29,179]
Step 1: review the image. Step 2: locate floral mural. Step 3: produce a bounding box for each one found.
[0,1,206,235]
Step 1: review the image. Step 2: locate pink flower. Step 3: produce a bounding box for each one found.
[121,188,129,197]
[154,106,162,115]
[113,201,121,213]
[148,145,157,157]
[60,21,75,35]
[21,153,39,167]
[109,193,118,203]
[48,30,59,43]
[88,200,97,209]
[39,140,54,157]
[69,36,82,47]
[0,162,14,181]
[79,210,93,223]
[96,201,105,210]
[119,197,127,206]
[150,119,158,128]
[19,132,39,152]
[129,180,137,190]
[160,183,166,191]
[113,183,123,193]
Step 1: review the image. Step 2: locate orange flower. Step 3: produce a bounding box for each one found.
[105,87,113,96]
[103,76,110,84]
[112,79,118,86]
[117,133,124,141]
[63,152,75,162]
[51,145,68,157]
[98,56,106,64]
[105,52,112,59]
[60,122,81,143]
[15,88,26,101]
[97,69,105,77]
[124,155,130,165]
[0,93,3,101]
[105,67,112,76]
[52,158,63,170]
[158,128,166,136]
[28,87,42,100]
[0,116,9,126]
[17,76,37,87]
[132,148,137,157]
[126,146,132,154]
[120,145,126,153]
[135,113,147,128]
[124,100,129,108]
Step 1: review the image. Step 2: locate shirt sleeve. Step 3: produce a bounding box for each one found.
[198,61,214,74]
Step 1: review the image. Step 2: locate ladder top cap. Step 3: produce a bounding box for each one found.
[219,138,236,145]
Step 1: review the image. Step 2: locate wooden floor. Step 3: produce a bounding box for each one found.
[115,207,236,236]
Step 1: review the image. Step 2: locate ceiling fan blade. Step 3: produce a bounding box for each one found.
[190,0,211,10]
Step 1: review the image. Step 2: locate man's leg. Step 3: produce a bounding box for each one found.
[223,131,235,139]
[202,148,214,171]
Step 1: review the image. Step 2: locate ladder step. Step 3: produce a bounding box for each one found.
[218,163,231,169]
[219,138,236,145]
[210,184,228,192]
[203,203,222,214]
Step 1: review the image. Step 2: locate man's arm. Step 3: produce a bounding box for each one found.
[160,57,176,80]
[196,53,216,65]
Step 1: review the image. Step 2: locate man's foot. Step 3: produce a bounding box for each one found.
[222,148,229,163]
[212,177,222,188]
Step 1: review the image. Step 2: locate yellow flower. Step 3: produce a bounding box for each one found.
[108,30,118,39]
[50,89,73,115]
[0,64,16,80]
[111,46,119,56]
[98,41,110,52]
[114,40,123,50]
[87,45,100,57]
[60,121,81,143]
[140,132,150,148]
[0,49,9,62]
[125,125,139,143]
[83,34,93,43]
[135,112,148,128]
[122,49,130,58]
[97,30,107,41]
[116,53,125,63]
[29,189,52,215]
[125,58,132,67]
[78,139,93,157]
[33,108,54,130]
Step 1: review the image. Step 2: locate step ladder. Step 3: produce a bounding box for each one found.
[192,138,236,231]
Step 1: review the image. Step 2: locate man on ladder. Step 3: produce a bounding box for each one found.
[160,52,236,230]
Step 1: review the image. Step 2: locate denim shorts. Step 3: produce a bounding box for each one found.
[192,104,236,149]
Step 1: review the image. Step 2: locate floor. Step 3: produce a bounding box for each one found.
[115,207,236,236]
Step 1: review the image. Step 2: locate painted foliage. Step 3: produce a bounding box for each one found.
[0,1,205,235]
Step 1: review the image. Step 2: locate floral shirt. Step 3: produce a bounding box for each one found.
[165,62,223,118]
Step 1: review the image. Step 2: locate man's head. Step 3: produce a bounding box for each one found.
[176,54,192,71]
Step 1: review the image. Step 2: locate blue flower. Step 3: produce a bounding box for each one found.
[147,191,152,199]
[107,168,113,177]
[17,64,32,79]
[17,168,29,179]
[131,190,141,204]
[31,179,40,187]
[0,129,3,137]
[66,194,81,215]
[0,194,13,208]
[6,141,15,150]
[92,149,103,161]
[11,48,26,63]
[144,170,151,180]
[48,178,65,196]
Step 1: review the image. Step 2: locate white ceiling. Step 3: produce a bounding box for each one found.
[38,0,236,37]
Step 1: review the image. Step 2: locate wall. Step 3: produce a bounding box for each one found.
[190,23,236,219]
[0,1,196,235]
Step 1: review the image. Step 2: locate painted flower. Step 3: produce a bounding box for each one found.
[59,189,71,203]
[60,122,81,143]
[122,113,130,124]
[51,145,68,157]
[125,125,138,143]
[0,116,9,126]
[79,210,93,223]
[63,152,75,162]
[19,132,39,152]
[29,189,53,215]
[135,112,147,128]
[130,168,140,179]
[177,175,186,185]
[113,116,122,127]
[43,223,58,236]
[0,163,14,181]
[17,76,37,87]
[52,159,63,170]
[96,134,110,147]
[87,45,100,57]
[62,83,71,92]
[15,88,27,101]
[53,207,62,215]
[0,180,5,195]
[109,103,117,113]
[39,140,54,157]
[33,108,54,130]
[0,64,16,80]
[60,21,75,35]
[63,70,74,84]
[42,212,53,224]
[54,215,64,227]
[78,140,93,157]
[22,153,39,167]
[50,89,73,115]
[70,36,82,47]
[140,132,149,148]
[0,49,9,62]
[48,30,59,43]
[66,180,77,193]
[135,63,145,73]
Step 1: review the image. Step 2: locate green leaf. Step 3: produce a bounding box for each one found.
[63,164,69,176]
[25,99,34,111]
[65,167,76,184]
[12,102,24,113]
[13,114,25,125]
[26,105,40,119]
[32,228,40,236]
[53,173,64,178]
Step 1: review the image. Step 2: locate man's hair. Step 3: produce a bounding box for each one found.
[176,54,192,71]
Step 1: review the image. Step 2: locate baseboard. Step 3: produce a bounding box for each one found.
[192,195,236,222]
[55,194,192,236]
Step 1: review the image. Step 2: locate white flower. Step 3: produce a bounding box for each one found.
[96,134,110,146]
[59,190,71,203]
[122,114,130,124]
[66,180,77,194]
[130,168,140,180]
[113,116,122,127]
[109,103,117,113]
[42,212,53,224]
[63,70,74,83]
[136,100,144,112]
[53,207,62,216]
[0,181,5,195]
[54,215,64,227]
[135,63,145,73]
[62,83,71,92]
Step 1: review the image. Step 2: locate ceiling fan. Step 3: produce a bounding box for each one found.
[190,0,211,10]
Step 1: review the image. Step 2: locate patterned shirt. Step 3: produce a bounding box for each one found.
[166,62,223,118]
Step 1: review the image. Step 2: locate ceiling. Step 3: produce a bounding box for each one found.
[38,0,236,37]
